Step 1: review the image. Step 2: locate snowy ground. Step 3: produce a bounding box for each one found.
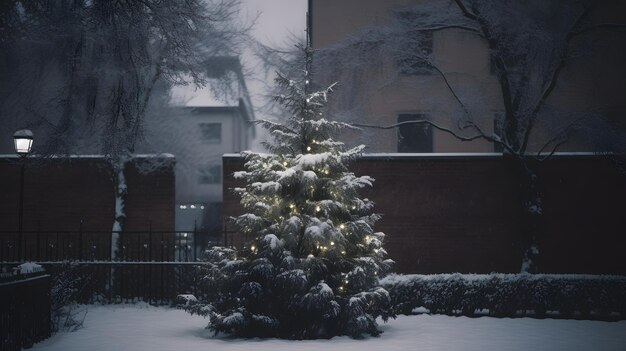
[32,304,626,351]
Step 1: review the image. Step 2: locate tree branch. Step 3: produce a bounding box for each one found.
[352,120,518,155]
[412,24,482,35]
[405,56,474,121]
[452,0,479,20]
[572,23,626,36]
[535,116,585,161]
[522,3,594,153]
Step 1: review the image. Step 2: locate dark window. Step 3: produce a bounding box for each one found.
[199,123,221,144]
[199,165,222,184]
[397,31,434,76]
[493,112,504,152]
[397,114,433,153]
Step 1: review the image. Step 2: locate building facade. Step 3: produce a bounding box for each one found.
[140,57,256,252]
[309,0,626,154]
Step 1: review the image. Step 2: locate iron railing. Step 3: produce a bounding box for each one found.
[0,230,211,262]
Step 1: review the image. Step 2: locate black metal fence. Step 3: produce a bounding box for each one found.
[40,262,204,304]
[0,230,205,262]
[0,270,51,351]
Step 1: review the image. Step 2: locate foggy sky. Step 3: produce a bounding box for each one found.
[170,0,307,110]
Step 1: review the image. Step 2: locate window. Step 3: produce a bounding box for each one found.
[397,31,434,76]
[198,165,222,184]
[199,123,221,144]
[397,114,433,153]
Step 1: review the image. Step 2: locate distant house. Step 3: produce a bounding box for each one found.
[140,57,255,253]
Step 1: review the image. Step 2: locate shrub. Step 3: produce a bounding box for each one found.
[380,273,626,319]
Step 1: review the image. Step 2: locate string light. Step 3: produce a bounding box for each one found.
[339,224,345,230]
[330,241,335,246]
[307,146,311,151]
[316,206,321,212]
[251,245,256,251]
[283,161,288,166]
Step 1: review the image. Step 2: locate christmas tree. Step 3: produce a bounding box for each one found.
[185,47,393,339]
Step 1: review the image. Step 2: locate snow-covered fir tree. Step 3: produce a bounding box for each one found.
[185,46,393,339]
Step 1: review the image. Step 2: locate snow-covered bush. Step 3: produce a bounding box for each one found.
[50,263,91,332]
[184,48,394,339]
[381,273,626,319]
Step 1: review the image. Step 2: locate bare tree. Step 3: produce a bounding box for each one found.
[313,0,626,272]
[0,0,248,258]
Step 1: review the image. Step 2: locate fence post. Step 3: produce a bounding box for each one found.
[36,220,41,261]
[55,232,59,261]
[223,218,227,247]
[149,221,153,262]
[79,219,83,261]
[193,220,197,261]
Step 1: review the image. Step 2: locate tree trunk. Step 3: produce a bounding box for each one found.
[110,157,128,260]
[509,155,542,273]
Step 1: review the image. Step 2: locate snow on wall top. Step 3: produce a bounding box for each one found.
[0,153,176,159]
[223,152,598,159]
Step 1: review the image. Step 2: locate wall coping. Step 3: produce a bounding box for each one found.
[223,152,599,160]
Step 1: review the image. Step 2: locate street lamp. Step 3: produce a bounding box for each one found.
[13,129,34,261]
[13,129,34,155]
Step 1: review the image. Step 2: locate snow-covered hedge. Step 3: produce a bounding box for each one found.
[380,273,626,319]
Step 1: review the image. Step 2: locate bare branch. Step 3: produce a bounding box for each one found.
[452,0,479,20]
[521,3,594,154]
[572,23,626,36]
[352,120,518,155]
[412,24,483,35]
[535,116,586,161]
[536,135,570,162]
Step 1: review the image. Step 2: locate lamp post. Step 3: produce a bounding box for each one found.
[13,129,34,261]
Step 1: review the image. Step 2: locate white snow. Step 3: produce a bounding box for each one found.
[296,153,332,167]
[30,304,626,351]
[17,262,43,274]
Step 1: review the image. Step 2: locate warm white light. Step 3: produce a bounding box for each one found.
[283,161,288,166]
[330,241,335,246]
[339,224,345,230]
[190,205,196,209]
[251,245,256,251]
[315,206,321,212]
[307,146,311,151]
[13,129,34,155]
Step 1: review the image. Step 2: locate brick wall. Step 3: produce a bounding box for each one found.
[0,156,175,260]
[223,154,626,275]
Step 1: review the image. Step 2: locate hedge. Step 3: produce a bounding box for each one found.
[380,273,626,320]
